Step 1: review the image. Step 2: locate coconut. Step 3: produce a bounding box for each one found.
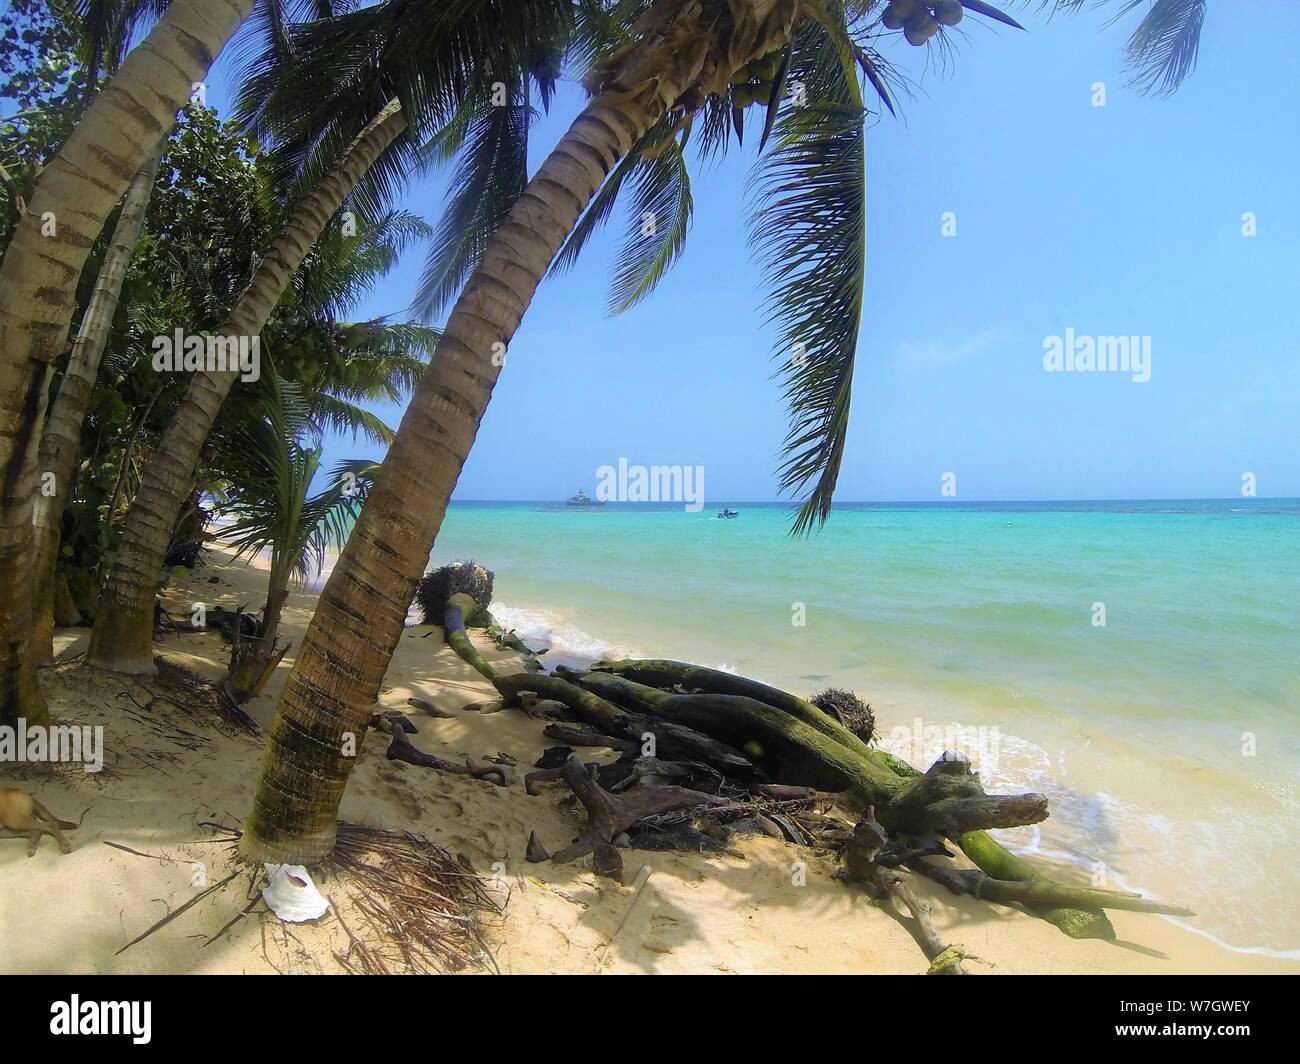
[881,7,906,30]
[904,10,940,45]
[750,80,774,106]
[935,0,964,26]
[732,83,754,108]
[753,52,781,80]
[889,0,920,16]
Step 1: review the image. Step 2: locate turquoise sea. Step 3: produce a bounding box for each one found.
[426,499,1300,955]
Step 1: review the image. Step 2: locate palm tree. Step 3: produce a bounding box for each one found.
[239,0,822,863]
[26,0,276,663]
[210,371,377,700]
[31,153,163,665]
[85,0,570,673]
[0,0,258,724]
[85,96,411,674]
[238,0,1215,863]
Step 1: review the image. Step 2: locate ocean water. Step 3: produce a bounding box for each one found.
[427,499,1300,955]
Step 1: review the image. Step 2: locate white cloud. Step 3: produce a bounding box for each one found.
[897,327,1006,369]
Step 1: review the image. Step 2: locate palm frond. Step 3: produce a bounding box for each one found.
[549,114,679,277]
[295,208,433,321]
[607,136,693,315]
[1045,1,1204,95]
[413,79,531,321]
[749,18,866,536]
[1113,0,1205,96]
[305,392,397,445]
[213,374,375,584]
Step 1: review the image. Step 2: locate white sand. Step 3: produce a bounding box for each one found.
[1,544,1294,975]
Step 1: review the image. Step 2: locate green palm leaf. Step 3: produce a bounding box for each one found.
[607,136,693,315]
[749,18,866,536]
[413,79,531,320]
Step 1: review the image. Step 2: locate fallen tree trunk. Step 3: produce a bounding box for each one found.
[907,858,1192,917]
[493,671,756,778]
[444,593,496,680]
[561,668,1049,838]
[591,658,875,759]
[562,664,1184,936]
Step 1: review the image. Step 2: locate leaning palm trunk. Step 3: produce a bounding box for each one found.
[225,555,293,704]
[32,154,164,665]
[87,99,407,675]
[240,0,799,864]
[0,0,255,726]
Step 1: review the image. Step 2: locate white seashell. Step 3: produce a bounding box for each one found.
[262,863,329,923]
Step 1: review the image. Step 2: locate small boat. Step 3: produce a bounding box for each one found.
[566,488,604,508]
[716,508,740,519]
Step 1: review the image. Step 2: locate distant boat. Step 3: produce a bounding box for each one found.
[566,488,604,508]
[716,508,740,519]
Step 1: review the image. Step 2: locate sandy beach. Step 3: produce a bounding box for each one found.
[1,542,1294,975]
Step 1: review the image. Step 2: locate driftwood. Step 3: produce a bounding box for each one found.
[877,758,1120,939]
[907,857,1193,917]
[543,723,638,752]
[844,807,965,975]
[541,754,726,876]
[560,668,1048,838]
[407,696,456,719]
[385,727,511,787]
[371,710,417,734]
[544,658,1191,939]
[444,592,496,680]
[494,671,755,778]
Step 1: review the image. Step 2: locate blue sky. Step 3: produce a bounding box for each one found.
[205,2,1300,503]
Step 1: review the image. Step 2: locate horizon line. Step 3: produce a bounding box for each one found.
[446,495,1299,505]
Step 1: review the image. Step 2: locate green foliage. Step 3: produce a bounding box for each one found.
[0,0,90,249]
[47,100,429,579]
[211,372,378,590]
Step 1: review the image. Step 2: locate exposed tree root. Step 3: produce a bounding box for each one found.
[540,754,726,876]
[844,807,965,975]
[384,723,511,787]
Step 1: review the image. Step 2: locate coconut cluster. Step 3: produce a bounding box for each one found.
[729,50,783,109]
[882,0,963,45]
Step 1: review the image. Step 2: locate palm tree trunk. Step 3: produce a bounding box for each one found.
[32,154,163,666]
[258,548,292,656]
[239,0,799,864]
[0,0,254,726]
[87,99,408,675]
[100,385,163,559]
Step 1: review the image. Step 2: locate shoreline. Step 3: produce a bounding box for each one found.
[3,542,1296,974]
